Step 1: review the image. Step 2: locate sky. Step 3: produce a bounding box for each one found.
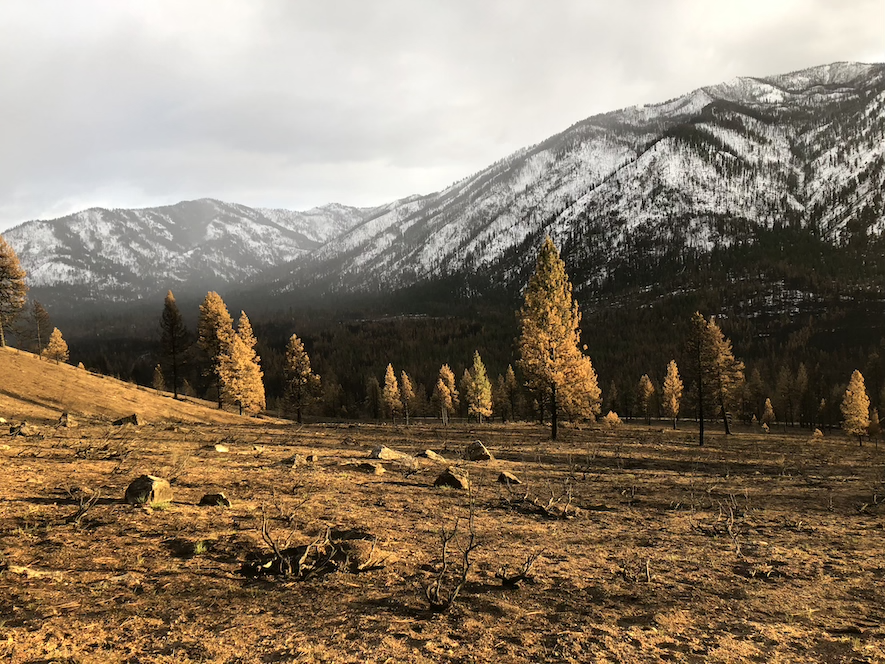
[1,0,883,231]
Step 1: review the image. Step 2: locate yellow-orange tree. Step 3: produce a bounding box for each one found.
[0,234,27,347]
[518,237,597,440]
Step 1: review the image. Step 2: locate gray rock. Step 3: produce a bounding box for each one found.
[198,492,232,507]
[57,412,77,428]
[465,440,494,461]
[370,445,408,461]
[417,449,446,462]
[434,467,470,490]
[124,475,173,506]
[497,471,522,485]
[113,413,141,427]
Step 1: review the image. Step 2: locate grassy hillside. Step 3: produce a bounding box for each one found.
[0,346,247,425]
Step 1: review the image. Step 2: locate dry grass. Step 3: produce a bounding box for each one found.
[1,352,885,661]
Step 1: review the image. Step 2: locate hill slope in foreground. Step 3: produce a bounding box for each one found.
[0,346,244,425]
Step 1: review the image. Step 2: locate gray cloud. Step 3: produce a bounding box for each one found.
[1,0,883,229]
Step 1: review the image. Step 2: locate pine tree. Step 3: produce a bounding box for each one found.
[42,327,69,364]
[160,290,189,398]
[460,369,473,419]
[762,398,776,428]
[284,333,320,424]
[637,374,655,425]
[365,376,382,421]
[465,351,493,423]
[518,237,590,440]
[662,360,683,429]
[505,365,521,420]
[32,301,50,353]
[197,291,235,408]
[440,364,459,413]
[152,364,166,392]
[841,370,870,445]
[559,355,602,422]
[493,374,512,423]
[0,234,27,348]
[400,371,416,425]
[869,408,881,448]
[382,364,401,423]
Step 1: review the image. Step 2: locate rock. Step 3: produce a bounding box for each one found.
[497,471,522,485]
[370,446,408,461]
[213,444,229,453]
[354,462,385,475]
[113,414,141,427]
[306,454,319,463]
[0,417,6,424]
[417,449,446,462]
[9,422,38,437]
[0,444,10,451]
[434,467,470,490]
[252,445,265,453]
[198,492,232,507]
[465,440,493,461]
[124,475,173,506]
[57,412,77,428]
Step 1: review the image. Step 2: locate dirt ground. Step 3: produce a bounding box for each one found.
[1,409,884,663]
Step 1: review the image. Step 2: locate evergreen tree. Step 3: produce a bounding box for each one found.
[364,376,382,421]
[869,408,881,448]
[32,301,50,353]
[400,371,416,425]
[559,355,602,422]
[0,234,27,348]
[382,364,401,422]
[284,333,320,424]
[42,327,69,364]
[440,364,459,413]
[637,374,655,425]
[493,374,512,423]
[152,364,166,392]
[662,360,683,429]
[505,365,522,420]
[432,376,453,426]
[518,237,590,440]
[460,368,473,419]
[197,291,235,408]
[160,290,189,398]
[465,351,493,423]
[841,369,870,445]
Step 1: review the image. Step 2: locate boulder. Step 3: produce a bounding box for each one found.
[417,449,446,462]
[354,462,386,475]
[113,414,141,427]
[124,475,173,506]
[434,467,470,490]
[497,471,522,485]
[306,453,320,463]
[10,422,39,437]
[213,444,230,453]
[198,492,232,507]
[57,412,77,428]
[465,440,494,461]
[370,446,408,461]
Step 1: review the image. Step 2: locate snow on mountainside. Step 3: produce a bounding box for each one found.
[269,61,885,294]
[5,198,370,298]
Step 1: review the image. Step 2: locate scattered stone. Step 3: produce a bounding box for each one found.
[434,467,470,490]
[354,462,386,475]
[0,444,10,451]
[341,435,358,446]
[497,471,522,485]
[57,412,77,428]
[465,440,494,461]
[252,445,265,453]
[112,413,141,427]
[199,492,232,507]
[417,449,446,462]
[124,475,173,506]
[213,444,230,453]
[306,454,320,463]
[370,445,408,461]
[0,417,6,424]
[9,422,38,437]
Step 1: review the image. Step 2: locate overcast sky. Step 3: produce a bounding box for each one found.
[1,0,883,230]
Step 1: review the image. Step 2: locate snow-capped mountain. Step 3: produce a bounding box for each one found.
[6,61,884,307]
[4,198,370,299]
[269,61,884,295]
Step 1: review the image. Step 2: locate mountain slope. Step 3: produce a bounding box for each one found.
[4,198,370,301]
[266,61,884,296]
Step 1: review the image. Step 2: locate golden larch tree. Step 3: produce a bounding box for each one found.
[762,398,776,428]
[284,333,320,424]
[42,327,69,364]
[432,363,458,426]
[198,291,235,408]
[0,234,27,348]
[841,370,870,445]
[662,360,683,429]
[465,351,493,423]
[518,237,591,440]
[400,371,416,425]
[637,374,655,425]
[382,364,401,422]
[559,354,602,422]
[219,313,265,415]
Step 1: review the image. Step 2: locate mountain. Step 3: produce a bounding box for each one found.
[266,61,884,298]
[3,198,370,302]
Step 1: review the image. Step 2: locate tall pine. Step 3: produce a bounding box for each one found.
[218,312,265,415]
[0,234,27,348]
[197,291,234,408]
[160,290,189,398]
[662,360,683,429]
[841,370,870,445]
[465,351,493,423]
[284,333,320,424]
[382,364,401,423]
